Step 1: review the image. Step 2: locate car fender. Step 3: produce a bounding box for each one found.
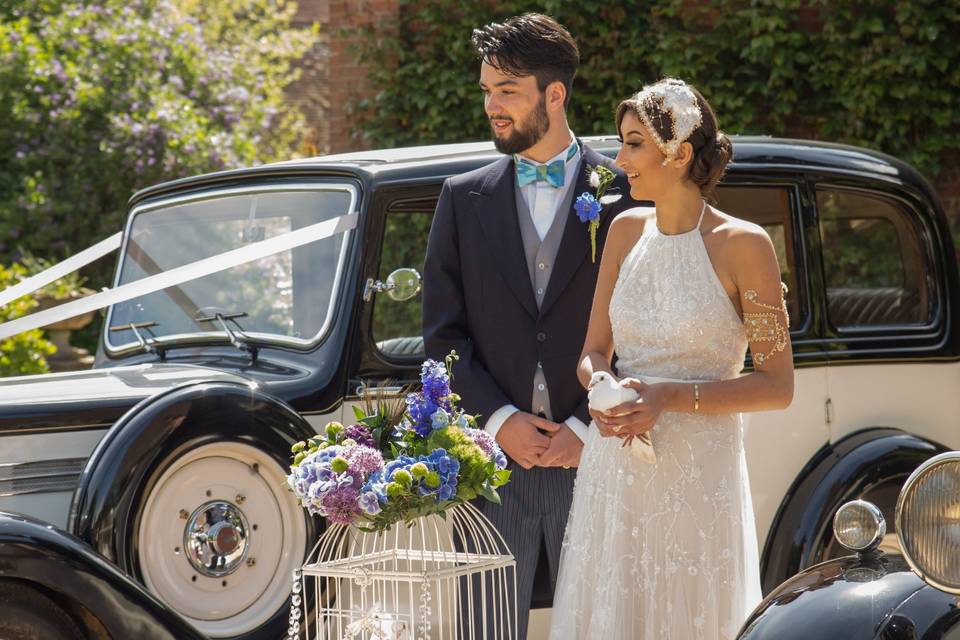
[0,511,205,639]
[760,427,947,593]
[739,553,931,640]
[69,378,317,569]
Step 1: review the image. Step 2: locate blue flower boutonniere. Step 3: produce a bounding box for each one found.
[575,165,621,263]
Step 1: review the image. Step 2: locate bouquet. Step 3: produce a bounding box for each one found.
[287,352,511,532]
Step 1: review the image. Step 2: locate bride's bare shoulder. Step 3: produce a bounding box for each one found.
[607,206,655,260]
[610,205,655,237]
[707,208,778,271]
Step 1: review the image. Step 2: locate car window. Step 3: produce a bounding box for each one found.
[107,186,355,351]
[713,185,803,330]
[372,185,804,361]
[817,188,930,328]
[372,209,431,358]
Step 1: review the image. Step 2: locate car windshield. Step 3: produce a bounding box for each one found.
[106,184,356,350]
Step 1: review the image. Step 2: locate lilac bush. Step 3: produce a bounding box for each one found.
[0,0,316,269]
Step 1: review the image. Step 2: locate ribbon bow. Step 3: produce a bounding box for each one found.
[515,158,566,188]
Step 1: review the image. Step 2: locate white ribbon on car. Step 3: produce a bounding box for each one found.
[0,212,359,341]
[0,232,123,308]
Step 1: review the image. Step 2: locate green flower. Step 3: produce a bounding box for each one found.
[410,462,429,479]
[394,469,413,486]
[331,457,349,473]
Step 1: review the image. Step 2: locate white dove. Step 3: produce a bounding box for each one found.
[587,371,657,464]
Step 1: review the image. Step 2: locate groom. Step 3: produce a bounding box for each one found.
[422,13,631,637]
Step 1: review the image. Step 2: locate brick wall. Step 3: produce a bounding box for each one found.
[287,0,399,155]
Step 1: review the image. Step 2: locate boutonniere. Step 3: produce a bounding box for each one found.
[574,165,621,263]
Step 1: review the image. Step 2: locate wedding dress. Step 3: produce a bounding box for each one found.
[549,207,761,639]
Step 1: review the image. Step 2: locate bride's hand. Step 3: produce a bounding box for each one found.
[599,380,665,438]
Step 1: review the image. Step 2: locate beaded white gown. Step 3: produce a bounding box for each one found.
[549,209,762,639]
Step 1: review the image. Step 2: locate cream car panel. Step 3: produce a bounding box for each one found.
[745,367,830,543]
[825,362,960,450]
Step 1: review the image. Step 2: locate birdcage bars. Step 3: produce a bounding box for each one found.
[288,502,517,640]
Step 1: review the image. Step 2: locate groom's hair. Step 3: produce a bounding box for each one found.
[472,13,579,106]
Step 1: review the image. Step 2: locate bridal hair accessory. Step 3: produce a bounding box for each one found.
[633,78,703,165]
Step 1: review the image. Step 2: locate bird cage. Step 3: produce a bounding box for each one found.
[287,502,517,640]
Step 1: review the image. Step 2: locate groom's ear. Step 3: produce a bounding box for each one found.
[545,80,567,113]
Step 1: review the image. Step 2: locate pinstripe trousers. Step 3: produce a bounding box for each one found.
[462,461,578,639]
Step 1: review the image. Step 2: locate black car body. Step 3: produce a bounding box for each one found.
[0,136,955,638]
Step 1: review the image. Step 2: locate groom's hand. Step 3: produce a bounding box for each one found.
[496,412,559,470]
[538,423,583,468]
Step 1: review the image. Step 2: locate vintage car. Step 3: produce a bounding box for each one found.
[738,451,960,639]
[0,135,955,639]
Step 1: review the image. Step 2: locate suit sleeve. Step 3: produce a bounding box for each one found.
[422,179,513,423]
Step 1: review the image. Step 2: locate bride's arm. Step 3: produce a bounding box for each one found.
[609,227,793,432]
[658,228,794,413]
[577,212,645,389]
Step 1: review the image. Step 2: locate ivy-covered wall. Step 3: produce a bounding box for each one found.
[349,0,959,214]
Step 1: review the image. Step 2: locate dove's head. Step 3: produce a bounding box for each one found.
[590,371,613,386]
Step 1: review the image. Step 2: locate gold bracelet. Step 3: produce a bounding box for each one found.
[693,383,700,413]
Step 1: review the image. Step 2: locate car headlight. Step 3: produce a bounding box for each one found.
[896,451,960,594]
[833,500,885,552]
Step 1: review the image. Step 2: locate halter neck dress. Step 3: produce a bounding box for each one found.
[549,206,762,639]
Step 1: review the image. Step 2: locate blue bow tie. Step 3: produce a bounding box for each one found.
[515,142,578,188]
[516,158,566,188]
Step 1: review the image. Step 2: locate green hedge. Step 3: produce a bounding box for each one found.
[351,0,959,179]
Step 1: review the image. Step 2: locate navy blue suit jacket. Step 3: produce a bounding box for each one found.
[422,143,632,428]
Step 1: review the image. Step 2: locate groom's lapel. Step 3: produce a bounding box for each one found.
[471,156,538,319]
[539,144,602,317]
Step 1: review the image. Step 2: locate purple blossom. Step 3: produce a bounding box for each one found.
[342,423,375,448]
[465,428,508,470]
[344,444,383,475]
[321,484,361,525]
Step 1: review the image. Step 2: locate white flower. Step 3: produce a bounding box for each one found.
[588,169,601,189]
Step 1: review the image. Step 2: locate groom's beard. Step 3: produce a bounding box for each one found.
[489,94,549,156]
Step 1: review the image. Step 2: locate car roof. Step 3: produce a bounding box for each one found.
[129,135,924,207]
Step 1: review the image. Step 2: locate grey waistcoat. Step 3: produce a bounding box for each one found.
[515,180,579,421]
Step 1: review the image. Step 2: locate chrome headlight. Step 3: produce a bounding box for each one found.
[833,500,885,552]
[896,452,960,594]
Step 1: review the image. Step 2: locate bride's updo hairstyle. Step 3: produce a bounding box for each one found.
[616,78,732,198]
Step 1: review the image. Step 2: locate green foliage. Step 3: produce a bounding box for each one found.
[351,0,959,178]
[0,0,316,279]
[0,263,55,376]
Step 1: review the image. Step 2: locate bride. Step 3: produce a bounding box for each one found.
[549,78,794,639]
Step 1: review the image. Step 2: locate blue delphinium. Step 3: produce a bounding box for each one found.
[405,358,455,436]
[574,192,602,223]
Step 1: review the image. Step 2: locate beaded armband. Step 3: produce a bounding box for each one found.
[743,282,789,367]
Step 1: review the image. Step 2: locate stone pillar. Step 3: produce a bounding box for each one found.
[289,0,400,155]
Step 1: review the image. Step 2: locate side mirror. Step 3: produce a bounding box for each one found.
[363,268,422,302]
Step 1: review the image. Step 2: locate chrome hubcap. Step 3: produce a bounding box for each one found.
[184,500,249,577]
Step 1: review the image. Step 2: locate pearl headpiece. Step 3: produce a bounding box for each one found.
[633,78,703,164]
